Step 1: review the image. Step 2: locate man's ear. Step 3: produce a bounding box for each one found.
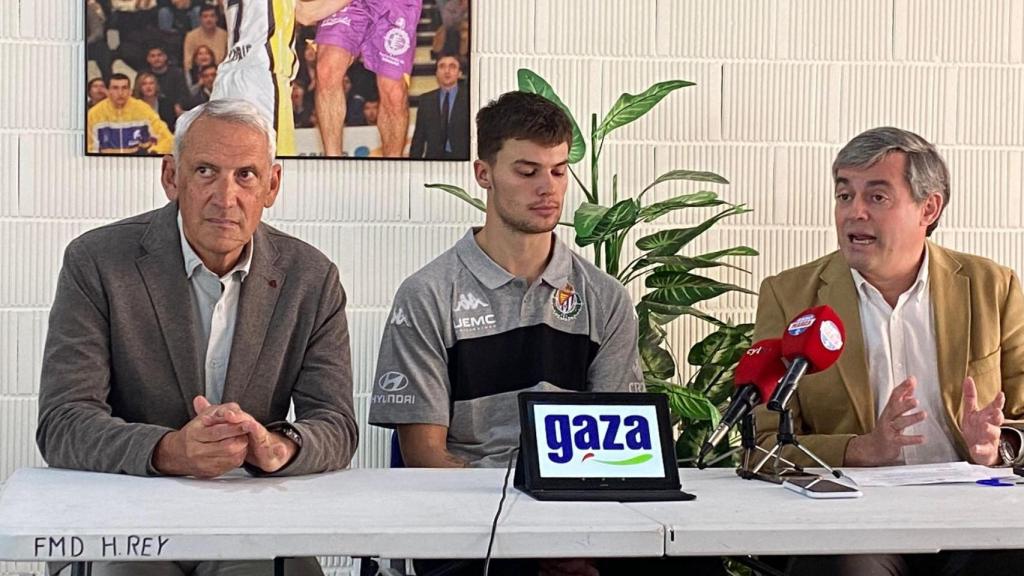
[921,191,944,228]
[473,159,491,189]
[161,155,179,201]
[264,163,282,208]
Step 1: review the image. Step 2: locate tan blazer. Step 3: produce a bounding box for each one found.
[752,241,1024,466]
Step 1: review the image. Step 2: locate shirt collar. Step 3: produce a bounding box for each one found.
[177,210,253,281]
[455,228,571,290]
[850,245,930,303]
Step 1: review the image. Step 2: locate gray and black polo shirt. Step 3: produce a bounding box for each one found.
[369,229,644,468]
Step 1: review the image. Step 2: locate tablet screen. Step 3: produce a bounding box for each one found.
[531,403,667,479]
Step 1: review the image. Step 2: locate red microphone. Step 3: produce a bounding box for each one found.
[767,305,846,412]
[698,339,788,464]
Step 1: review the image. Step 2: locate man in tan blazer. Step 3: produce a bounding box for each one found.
[37,99,356,576]
[753,127,1024,576]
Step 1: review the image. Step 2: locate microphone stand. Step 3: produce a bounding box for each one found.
[734,413,796,481]
[750,407,843,480]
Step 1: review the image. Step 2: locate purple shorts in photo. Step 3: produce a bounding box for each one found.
[315,0,423,81]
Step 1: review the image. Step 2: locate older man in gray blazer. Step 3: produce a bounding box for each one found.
[37,99,356,576]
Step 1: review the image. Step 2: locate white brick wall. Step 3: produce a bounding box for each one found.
[3,0,1024,571]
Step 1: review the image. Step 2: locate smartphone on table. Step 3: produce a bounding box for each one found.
[782,475,862,499]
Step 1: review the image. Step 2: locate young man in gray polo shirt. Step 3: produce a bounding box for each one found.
[370,91,644,471]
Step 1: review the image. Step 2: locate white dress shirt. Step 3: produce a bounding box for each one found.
[178,212,252,404]
[851,247,960,465]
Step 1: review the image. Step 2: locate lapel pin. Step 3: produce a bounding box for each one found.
[269,280,277,288]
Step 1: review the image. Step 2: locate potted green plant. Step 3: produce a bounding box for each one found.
[430,69,758,465]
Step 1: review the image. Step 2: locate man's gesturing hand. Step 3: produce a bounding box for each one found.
[845,377,927,466]
[960,377,1005,466]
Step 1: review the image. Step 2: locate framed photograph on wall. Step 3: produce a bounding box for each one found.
[84,0,471,160]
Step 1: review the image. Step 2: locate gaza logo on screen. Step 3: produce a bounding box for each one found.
[543,413,654,466]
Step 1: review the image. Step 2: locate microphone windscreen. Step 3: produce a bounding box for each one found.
[734,338,787,402]
[780,305,845,373]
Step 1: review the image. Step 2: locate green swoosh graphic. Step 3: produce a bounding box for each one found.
[592,454,654,466]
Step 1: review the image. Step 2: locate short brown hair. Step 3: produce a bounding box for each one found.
[476,91,573,164]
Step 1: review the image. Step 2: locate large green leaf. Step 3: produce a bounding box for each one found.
[426,183,485,212]
[645,377,720,425]
[640,300,723,326]
[642,255,748,274]
[698,246,760,260]
[517,69,586,164]
[574,199,638,247]
[639,339,675,379]
[635,205,752,256]
[573,203,607,238]
[594,80,695,141]
[638,170,730,201]
[637,191,727,222]
[687,327,752,367]
[644,274,757,306]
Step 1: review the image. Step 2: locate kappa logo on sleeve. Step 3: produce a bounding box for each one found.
[372,371,416,404]
[390,307,410,327]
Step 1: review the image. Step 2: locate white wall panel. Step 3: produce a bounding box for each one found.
[410,158,481,223]
[0,133,18,216]
[0,43,79,130]
[943,148,1024,231]
[471,0,535,55]
[0,397,43,482]
[0,221,96,308]
[20,134,163,218]
[775,145,841,229]
[956,66,1024,146]
[895,0,1024,63]
[0,311,47,396]
[783,0,891,61]
[655,0,777,59]
[723,62,835,143]
[275,158,409,222]
[535,0,657,56]
[21,0,81,40]
[836,65,957,145]
[0,1,17,38]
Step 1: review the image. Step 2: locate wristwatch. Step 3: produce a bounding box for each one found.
[268,422,303,449]
[998,426,1023,466]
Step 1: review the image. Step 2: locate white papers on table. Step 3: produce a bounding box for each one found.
[840,461,997,487]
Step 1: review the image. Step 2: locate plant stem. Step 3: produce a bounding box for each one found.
[568,165,594,204]
[590,113,599,205]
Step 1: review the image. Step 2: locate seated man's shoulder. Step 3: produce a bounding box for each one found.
[940,246,1017,286]
[68,208,162,259]
[761,251,840,290]
[393,247,461,305]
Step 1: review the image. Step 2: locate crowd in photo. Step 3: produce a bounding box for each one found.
[85,0,471,158]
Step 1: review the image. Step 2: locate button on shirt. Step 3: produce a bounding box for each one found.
[851,248,960,465]
[178,212,252,405]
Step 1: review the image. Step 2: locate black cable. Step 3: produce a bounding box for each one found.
[483,448,518,576]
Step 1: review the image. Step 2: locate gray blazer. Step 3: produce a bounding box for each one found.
[37,202,358,477]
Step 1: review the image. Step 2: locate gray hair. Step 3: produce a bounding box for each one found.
[832,127,949,236]
[173,99,277,166]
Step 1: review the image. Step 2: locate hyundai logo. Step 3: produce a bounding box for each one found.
[378,371,409,392]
